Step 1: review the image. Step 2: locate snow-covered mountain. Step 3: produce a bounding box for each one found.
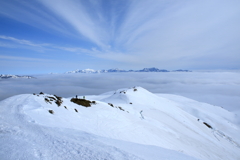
[0,87,239,160]
[66,68,191,73]
[0,74,35,79]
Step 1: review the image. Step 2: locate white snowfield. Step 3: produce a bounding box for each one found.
[0,87,239,160]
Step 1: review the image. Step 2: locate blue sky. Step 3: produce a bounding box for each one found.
[0,0,240,74]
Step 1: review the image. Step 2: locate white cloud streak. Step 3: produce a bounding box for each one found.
[0,35,48,47]
[0,55,52,62]
[0,35,96,55]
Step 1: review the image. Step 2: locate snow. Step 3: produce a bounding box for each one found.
[0,86,240,160]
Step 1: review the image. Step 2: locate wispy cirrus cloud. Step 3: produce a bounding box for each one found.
[38,0,111,49]
[0,55,53,62]
[0,35,95,55]
[0,34,126,60]
[0,35,49,47]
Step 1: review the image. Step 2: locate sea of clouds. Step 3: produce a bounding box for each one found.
[1,72,239,116]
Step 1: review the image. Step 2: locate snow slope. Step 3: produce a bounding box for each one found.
[0,87,239,160]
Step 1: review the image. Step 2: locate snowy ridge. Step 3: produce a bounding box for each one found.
[0,87,239,160]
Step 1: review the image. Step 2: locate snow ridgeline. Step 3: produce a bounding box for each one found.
[0,87,240,160]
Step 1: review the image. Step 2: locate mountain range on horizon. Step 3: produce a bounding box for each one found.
[65,67,191,74]
[1,68,191,78]
[3,69,240,77]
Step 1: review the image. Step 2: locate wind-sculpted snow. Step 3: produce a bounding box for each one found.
[0,87,240,160]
